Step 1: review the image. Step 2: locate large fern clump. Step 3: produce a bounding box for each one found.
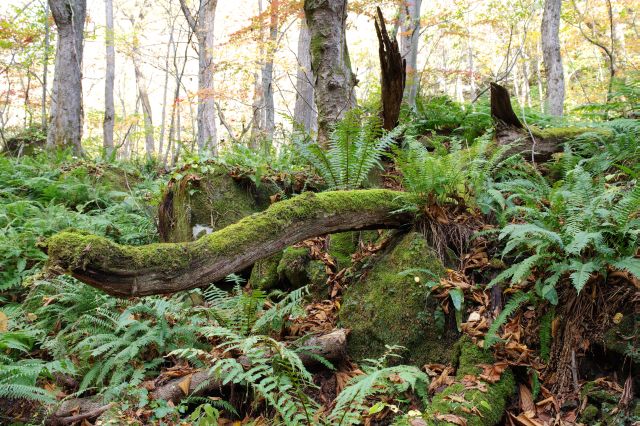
[296,110,402,190]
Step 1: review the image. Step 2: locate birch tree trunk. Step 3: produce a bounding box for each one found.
[398,0,422,108]
[304,0,356,146]
[262,0,278,144]
[293,18,317,135]
[47,0,86,154]
[103,0,115,157]
[179,0,218,155]
[42,1,50,130]
[541,0,565,116]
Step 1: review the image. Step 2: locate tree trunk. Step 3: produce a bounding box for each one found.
[179,0,218,155]
[46,0,86,154]
[304,0,356,146]
[541,0,565,116]
[293,18,317,135]
[103,0,115,158]
[133,59,154,159]
[262,0,278,144]
[42,0,50,130]
[375,7,405,131]
[45,190,414,297]
[398,0,421,108]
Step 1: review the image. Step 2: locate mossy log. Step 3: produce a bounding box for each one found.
[44,190,415,297]
[490,82,612,162]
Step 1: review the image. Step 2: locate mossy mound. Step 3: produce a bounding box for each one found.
[530,125,613,141]
[423,337,515,426]
[248,252,282,291]
[158,167,266,242]
[328,231,379,269]
[339,231,458,366]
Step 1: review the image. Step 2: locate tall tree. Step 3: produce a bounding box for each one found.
[304,0,356,146]
[398,0,422,108]
[47,0,87,153]
[103,0,115,157]
[541,0,565,116]
[293,18,317,135]
[179,0,218,155]
[262,0,279,142]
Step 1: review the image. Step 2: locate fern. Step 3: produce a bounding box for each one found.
[296,110,402,190]
[484,292,531,349]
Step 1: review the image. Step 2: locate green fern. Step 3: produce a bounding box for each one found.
[296,110,402,190]
[484,292,531,349]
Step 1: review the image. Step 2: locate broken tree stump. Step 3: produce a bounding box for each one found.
[375,6,406,131]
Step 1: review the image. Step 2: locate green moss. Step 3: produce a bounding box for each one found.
[47,190,413,295]
[339,232,456,366]
[579,405,599,423]
[277,247,311,289]
[424,337,515,426]
[249,252,282,290]
[530,126,613,141]
[162,167,262,242]
[602,313,638,356]
[329,232,358,269]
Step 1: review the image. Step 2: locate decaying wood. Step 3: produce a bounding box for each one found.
[491,82,560,162]
[375,7,406,131]
[45,190,413,297]
[153,328,348,404]
[47,329,348,421]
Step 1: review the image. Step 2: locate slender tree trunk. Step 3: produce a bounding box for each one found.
[159,12,176,159]
[133,59,154,159]
[398,0,421,108]
[179,0,218,155]
[293,18,317,135]
[261,0,278,145]
[47,0,86,154]
[541,0,565,116]
[304,0,356,146]
[103,0,115,158]
[466,28,477,100]
[42,0,50,130]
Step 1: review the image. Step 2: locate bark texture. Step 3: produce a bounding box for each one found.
[45,190,414,297]
[293,19,317,135]
[541,0,565,116]
[180,0,218,154]
[103,0,115,157]
[398,0,422,108]
[47,0,86,154]
[375,7,405,131]
[304,0,356,146]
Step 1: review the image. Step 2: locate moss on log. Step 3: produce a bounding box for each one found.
[44,190,415,297]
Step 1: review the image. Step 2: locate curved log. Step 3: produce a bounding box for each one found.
[44,190,414,297]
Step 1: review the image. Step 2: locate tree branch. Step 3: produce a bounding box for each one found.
[44,190,415,297]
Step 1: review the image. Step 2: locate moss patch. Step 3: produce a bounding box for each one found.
[424,337,515,426]
[160,167,263,242]
[249,252,282,291]
[339,231,457,366]
[530,125,613,141]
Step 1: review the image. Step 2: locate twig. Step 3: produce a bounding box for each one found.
[58,403,114,425]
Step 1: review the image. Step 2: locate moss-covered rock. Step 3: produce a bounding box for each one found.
[602,312,638,357]
[530,125,613,141]
[248,252,282,290]
[158,167,265,242]
[339,231,457,366]
[276,246,328,292]
[423,337,515,426]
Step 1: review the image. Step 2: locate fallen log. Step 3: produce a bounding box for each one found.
[47,329,348,422]
[152,328,348,404]
[44,190,414,297]
[490,82,612,163]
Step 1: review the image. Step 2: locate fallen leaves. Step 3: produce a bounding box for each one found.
[478,361,509,383]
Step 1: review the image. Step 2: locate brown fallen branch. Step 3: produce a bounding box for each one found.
[153,328,348,404]
[44,190,414,297]
[375,6,406,131]
[47,329,348,422]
